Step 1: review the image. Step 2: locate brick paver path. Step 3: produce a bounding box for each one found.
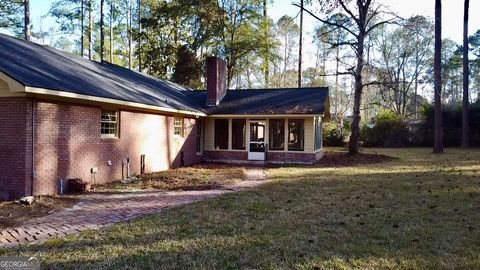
[0,167,266,248]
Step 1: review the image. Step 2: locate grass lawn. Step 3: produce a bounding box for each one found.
[2,148,480,269]
[95,164,247,191]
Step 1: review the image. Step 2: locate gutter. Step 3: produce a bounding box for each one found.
[24,86,207,117]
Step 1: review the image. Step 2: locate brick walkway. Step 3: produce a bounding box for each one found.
[0,167,266,248]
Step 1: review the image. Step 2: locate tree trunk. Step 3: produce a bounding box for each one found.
[24,0,30,41]
[462,0,470,148]
[88,0,93,60]
[348,33,365,155]
[433,0,444,154]
[138,0,142,72]
[263,0,269,87]
[100,0,105,61]
[334,45,340,118]
[128,0,133,69]
[414,31,419,119]
[80,0,84,57]
[283,35,287,86]
[110,0,114,63]
[297,0,303,88]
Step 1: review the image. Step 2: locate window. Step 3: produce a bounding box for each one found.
[314,117,323,151]
[214,119,229,150]
[231,119,246,150]
[174,117,184,137]
[288,119,304,151]
[269,119,285,150]
[101,110,119,138]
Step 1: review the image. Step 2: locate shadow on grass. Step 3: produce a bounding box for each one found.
[4,150,480,269]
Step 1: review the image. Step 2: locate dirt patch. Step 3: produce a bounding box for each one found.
[96,164,248,192]
[315,151,396,167]
[0,196,78,229]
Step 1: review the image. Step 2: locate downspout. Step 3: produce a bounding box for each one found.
[31,98,35,196]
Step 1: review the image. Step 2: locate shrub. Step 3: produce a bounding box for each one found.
[360,110,410,147]
[323,122,346,147]
[419,101,480,147]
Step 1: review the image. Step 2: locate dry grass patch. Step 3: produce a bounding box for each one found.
[0,196,78,229]
[96,164,247,192]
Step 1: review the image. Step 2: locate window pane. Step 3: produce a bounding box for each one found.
[174,117,184,137]
[288,119,304,151]
[214,119,229,150]
[101,110,118,137]
[269,119,285,150]
[232,119,246,150]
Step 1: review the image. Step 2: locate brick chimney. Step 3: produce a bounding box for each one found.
[206,57,228,106]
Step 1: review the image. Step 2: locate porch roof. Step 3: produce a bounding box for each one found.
[185,88,329,116]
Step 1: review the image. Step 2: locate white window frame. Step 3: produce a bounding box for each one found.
[101,110,119,139]
[174,116,184,138]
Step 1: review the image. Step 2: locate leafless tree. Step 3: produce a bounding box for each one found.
[296,0,396,154]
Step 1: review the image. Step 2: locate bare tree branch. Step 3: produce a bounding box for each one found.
[292,3,358,38]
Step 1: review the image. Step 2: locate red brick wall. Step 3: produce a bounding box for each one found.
[32,99,200,195]
[0,98,200,198]
[203,150,321,165]
[203,151,248,162]
[267,152,317,165]
[0,98,32,200]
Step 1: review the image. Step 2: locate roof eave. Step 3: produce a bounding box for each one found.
[24,86,207,117]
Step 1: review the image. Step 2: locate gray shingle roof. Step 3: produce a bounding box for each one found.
[0,33,203,113]
[0,34,329,116]
[186,88,329,115]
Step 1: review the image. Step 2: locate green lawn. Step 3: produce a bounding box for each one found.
[2,148,480,269]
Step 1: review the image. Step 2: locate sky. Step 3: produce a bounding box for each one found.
[269,0,480,68]
[27,0,480,70]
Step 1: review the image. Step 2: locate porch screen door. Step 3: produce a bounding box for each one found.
[248,120,266,161]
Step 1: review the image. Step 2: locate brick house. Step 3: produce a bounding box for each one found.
[0,34,329,200]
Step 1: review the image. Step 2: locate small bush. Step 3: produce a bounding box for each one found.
[361,110,410,147]
[323,122,346,146]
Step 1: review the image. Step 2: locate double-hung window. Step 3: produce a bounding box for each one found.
[174,117,184,137]
[101,110,119,138]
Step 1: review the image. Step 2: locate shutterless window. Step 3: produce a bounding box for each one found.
[231,119,246,150]
[101,110,119,138]
[269,119,285,150]
[174,117,184,137]
[214,119,229,150]
[288,119,304,151]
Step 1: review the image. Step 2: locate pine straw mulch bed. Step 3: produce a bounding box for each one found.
[95,164,248,192]
[315,151,397,168]
[0,196,79,229]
